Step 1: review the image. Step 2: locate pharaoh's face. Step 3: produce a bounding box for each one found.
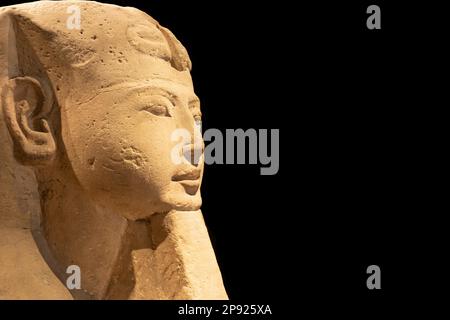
[60,57,204,220]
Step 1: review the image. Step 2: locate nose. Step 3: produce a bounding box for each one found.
[182,142,203,166]
[176,99,203,166]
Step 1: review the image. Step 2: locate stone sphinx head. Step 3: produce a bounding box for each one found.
[0,1,226,300]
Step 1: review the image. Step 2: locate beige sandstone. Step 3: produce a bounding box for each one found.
[0,0,227,299]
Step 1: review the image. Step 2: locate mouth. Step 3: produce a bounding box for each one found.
[172,169,202,195]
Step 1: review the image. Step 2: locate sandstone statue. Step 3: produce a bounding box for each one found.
[0,0,227,299]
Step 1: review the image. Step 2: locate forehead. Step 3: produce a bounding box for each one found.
[69,54,195,105]
[100,78,198,103]
[97,56,194,90]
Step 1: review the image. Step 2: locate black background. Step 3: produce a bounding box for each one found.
[1,0,445,317]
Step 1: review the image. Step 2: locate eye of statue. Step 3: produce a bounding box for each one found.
[142,103,171,117]
[140,95,174,117]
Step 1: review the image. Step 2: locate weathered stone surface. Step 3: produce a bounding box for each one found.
[0,0,227,300]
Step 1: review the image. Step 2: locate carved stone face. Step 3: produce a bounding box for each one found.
[62,58,204,220]
[0,2,204,221]
[0,2,228,300]
[34,8,205,220]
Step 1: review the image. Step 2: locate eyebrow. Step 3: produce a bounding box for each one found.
[77,79,199,108]
[189,96,200,106]
[109,82,185,100]
[133,86,178,105]
[132,83,201,109]
[102,77,192,90]
[133,86,201,110]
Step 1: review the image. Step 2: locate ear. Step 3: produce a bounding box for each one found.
[1,76,56,165]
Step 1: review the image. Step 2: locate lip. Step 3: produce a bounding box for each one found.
[172,169,202,195]
[176,179,200,195]
[177,179,200,188]
[172,169,201,181]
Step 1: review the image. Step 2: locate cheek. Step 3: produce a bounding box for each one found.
[73,115,177,195]
[133,121,176,167]
[62,104,179,201]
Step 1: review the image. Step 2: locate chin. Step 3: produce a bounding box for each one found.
[161,188,202,212]
[111,185,202,221]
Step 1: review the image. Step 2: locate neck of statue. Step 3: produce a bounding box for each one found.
[35,159,128,299]
[37,161,228,299]
[0,117,72,299]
